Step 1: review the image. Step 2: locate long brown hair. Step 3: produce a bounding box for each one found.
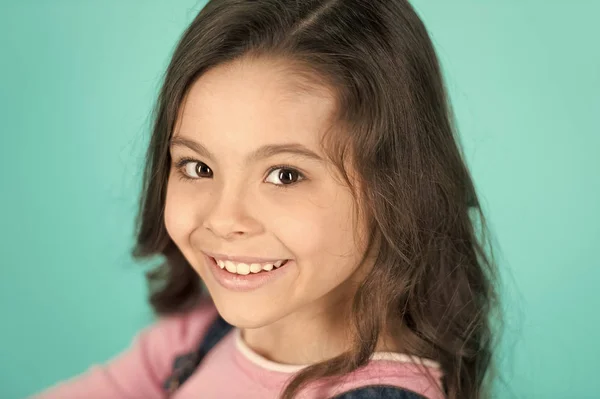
[132,1,501,398]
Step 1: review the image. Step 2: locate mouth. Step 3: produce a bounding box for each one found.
[205,254,293,292]
[209,256,290,275]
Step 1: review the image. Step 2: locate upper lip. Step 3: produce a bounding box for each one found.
[203,251,289,264]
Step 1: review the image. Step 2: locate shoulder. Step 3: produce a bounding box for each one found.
[31,296,219,399]
[332,385,427,399]
[314,358,445,399]
[138,295,219,365]
[101,294,220,390]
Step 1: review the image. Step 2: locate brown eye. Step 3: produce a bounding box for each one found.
[265,167,304,187]
[196,162,212,177]
[183,161,212,178]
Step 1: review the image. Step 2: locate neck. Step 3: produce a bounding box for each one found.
[241,290,352,365]
[240,288,402,366]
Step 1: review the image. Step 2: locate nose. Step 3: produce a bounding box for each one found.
[201,188,260,240]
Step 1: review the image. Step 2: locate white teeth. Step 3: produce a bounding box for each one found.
[236,263,250,275]
[214,258,288,275]
[250,263,262,273]
[262,263,274,271]
[224,260,237,273]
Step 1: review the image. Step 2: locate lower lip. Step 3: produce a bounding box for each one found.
[204,254,293,292]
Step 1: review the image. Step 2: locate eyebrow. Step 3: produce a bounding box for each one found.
[169,136,325,164]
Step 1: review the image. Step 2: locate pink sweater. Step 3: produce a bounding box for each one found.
[32,298,445,399]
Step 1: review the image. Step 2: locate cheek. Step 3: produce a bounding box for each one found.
[269,191,361,274]
[164,180,200,246]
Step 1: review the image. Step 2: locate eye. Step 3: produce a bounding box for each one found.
[265,166,305,188]
[173,157,305,188]
[174,158,212,180]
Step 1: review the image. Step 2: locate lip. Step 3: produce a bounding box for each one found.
[203,253,293,292]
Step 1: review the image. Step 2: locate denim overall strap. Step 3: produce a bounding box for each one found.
[331,385,428,399]
[162,313,233,394]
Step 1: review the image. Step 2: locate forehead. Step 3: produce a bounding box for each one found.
[173,58,338,156]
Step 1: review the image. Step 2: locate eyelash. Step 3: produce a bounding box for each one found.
[172,157,306,189]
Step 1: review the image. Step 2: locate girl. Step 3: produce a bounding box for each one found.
[34,0,499,398]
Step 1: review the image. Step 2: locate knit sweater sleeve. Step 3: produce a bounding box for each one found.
[30,297,218,399]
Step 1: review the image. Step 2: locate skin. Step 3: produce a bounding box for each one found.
[164,57,379,365]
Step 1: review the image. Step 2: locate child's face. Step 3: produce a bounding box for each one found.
[165,57,372,328]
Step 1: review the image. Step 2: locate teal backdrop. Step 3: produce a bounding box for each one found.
[1,1,598,398]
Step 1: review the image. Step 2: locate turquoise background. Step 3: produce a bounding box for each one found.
[1,1,598,398]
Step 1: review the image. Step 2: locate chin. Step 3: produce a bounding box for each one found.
[208,291,287,329]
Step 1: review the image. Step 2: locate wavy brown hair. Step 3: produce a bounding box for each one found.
[132,0,501,398]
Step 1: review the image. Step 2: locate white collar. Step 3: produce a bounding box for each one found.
[233,328,441,373]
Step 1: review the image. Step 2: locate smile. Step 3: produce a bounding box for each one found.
[205,254,293,292]
[212,258,290,275]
